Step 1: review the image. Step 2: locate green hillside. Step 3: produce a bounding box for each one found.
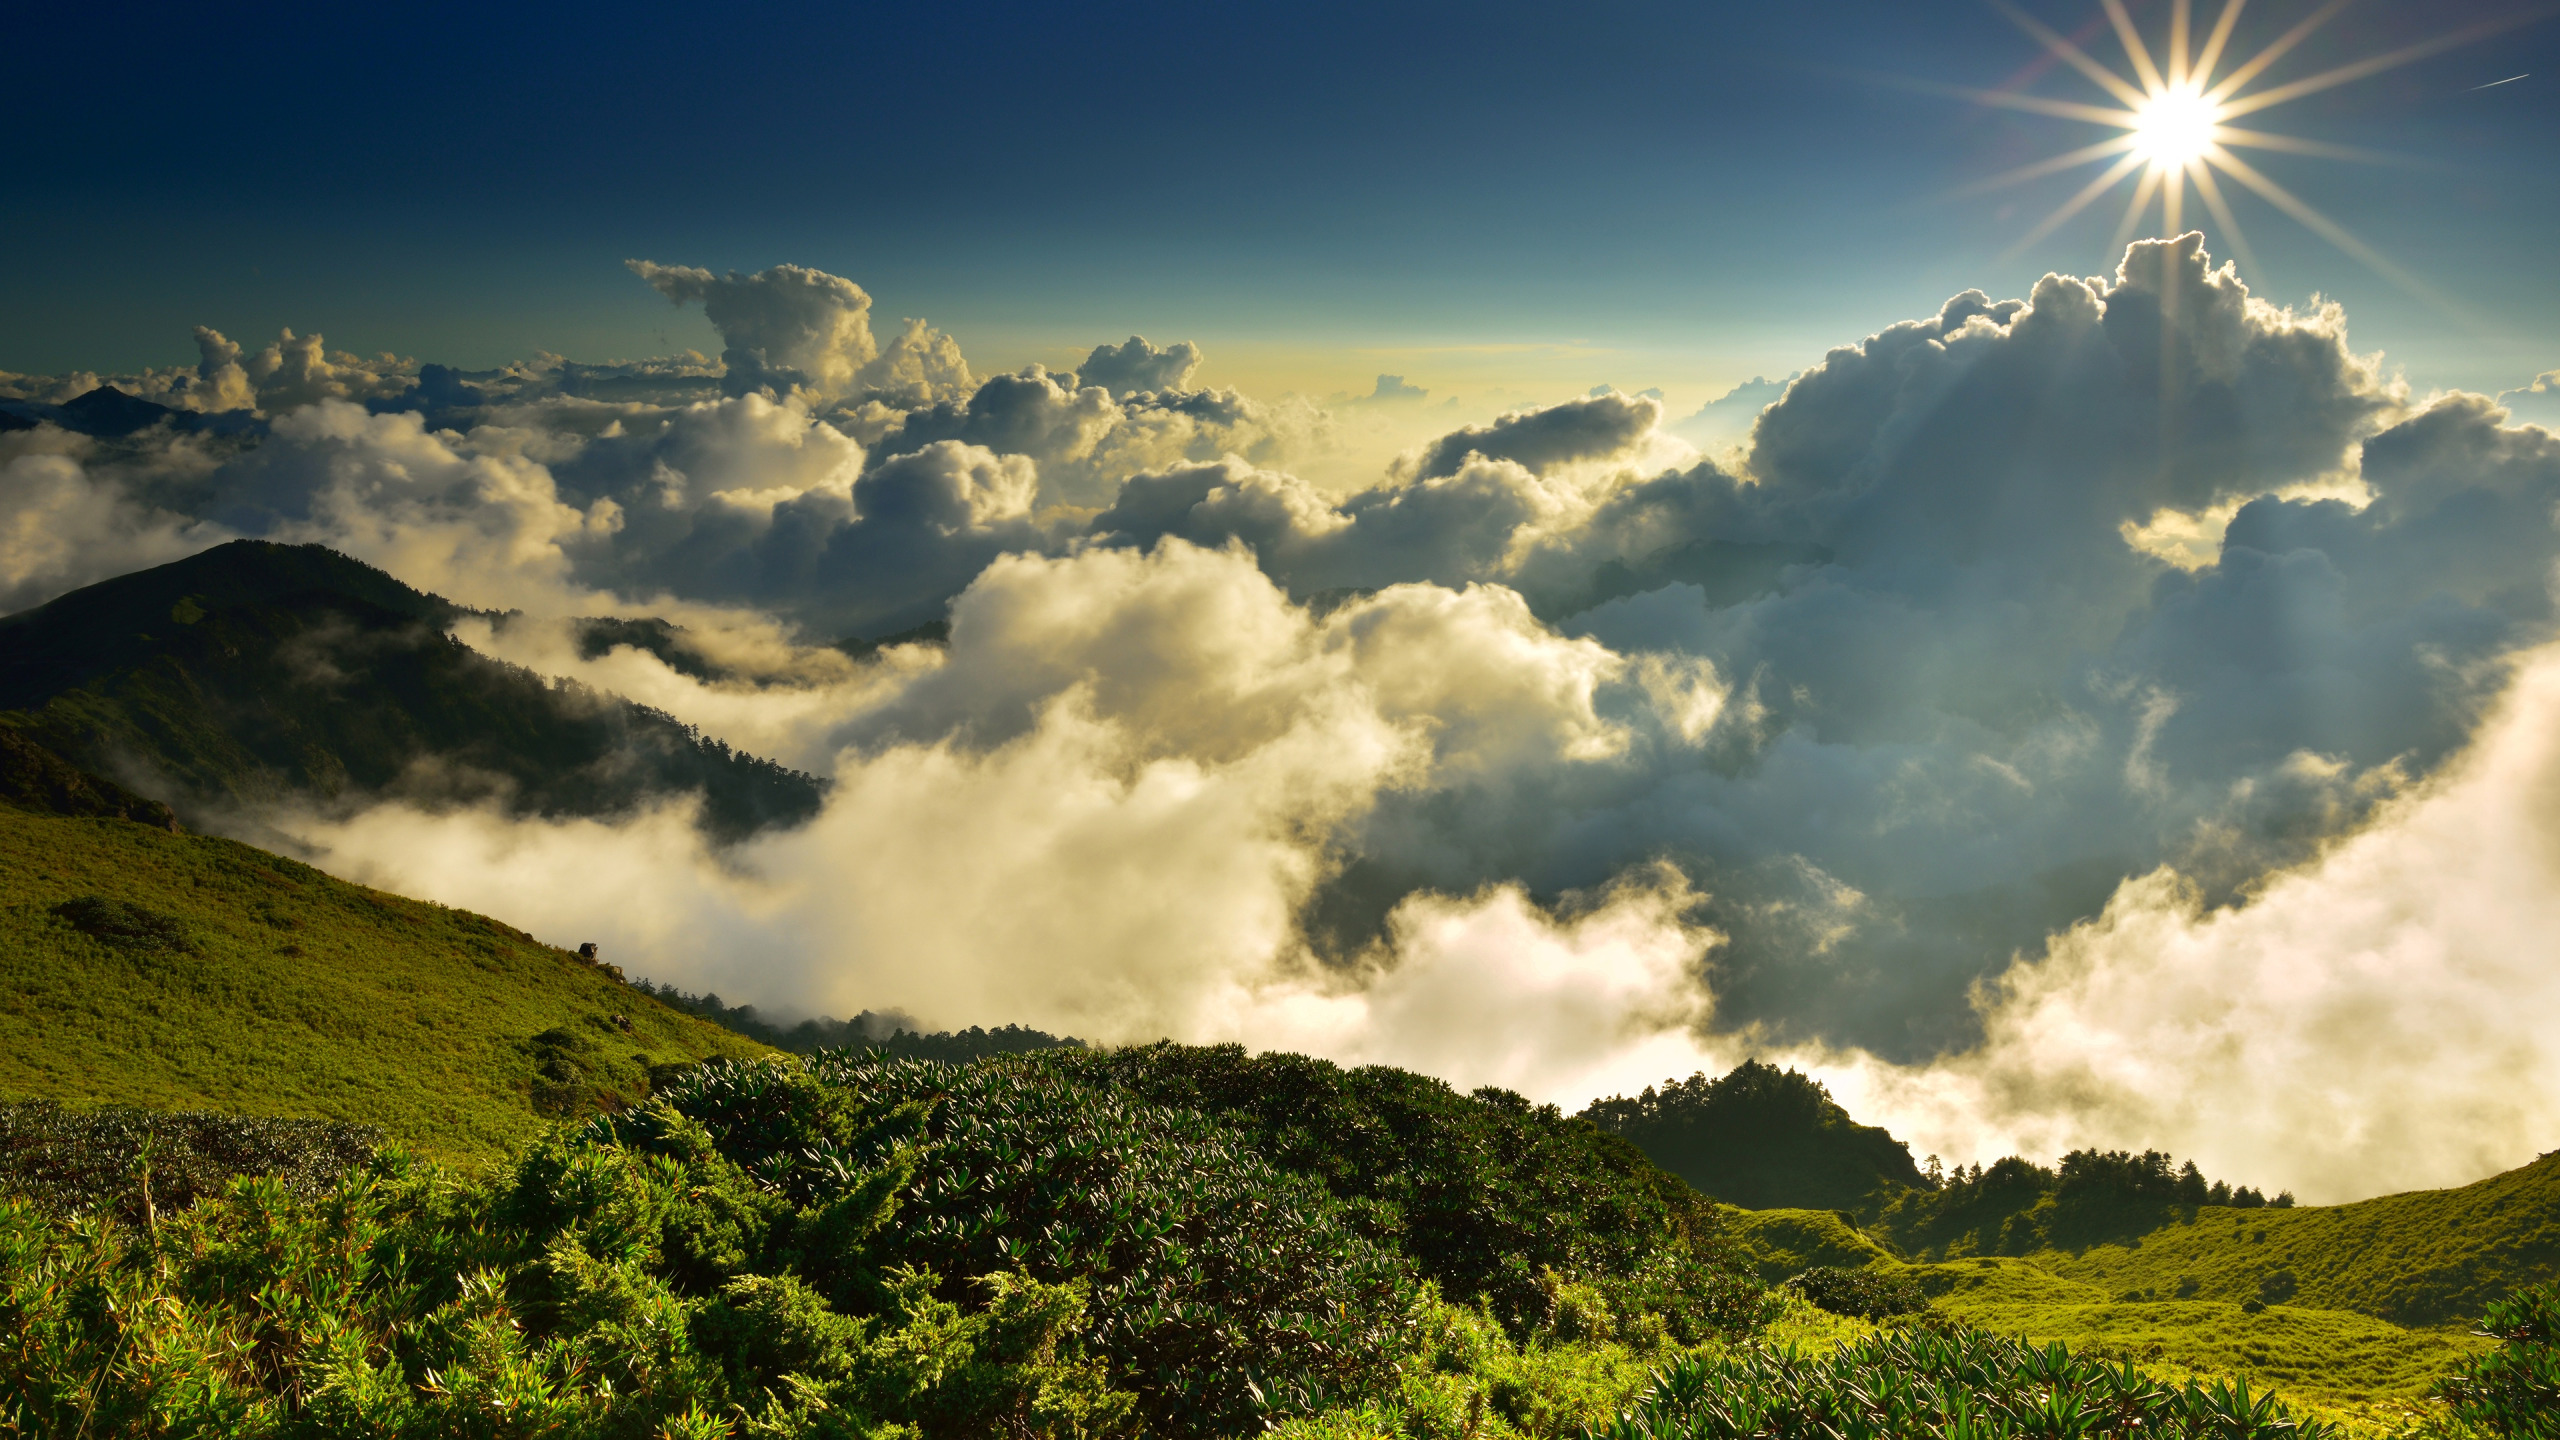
[0,801,768,1159]
[0,540,824,841]
[1579,1059,1927,1210]
[2014,1159,2560,1327]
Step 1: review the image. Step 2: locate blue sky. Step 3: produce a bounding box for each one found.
[7,0,2556,404]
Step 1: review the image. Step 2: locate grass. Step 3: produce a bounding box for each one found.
[1721,1206,1899,1282]
[0,803,767,1160]
[1727,1210,2506,1430]
[2007,1165,2560,1327]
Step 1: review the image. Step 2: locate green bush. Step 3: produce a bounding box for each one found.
[1584,1328,2344,1439]
[1049,1043,1762,1341]
[2436,1282,2560,1438]
[1781,1266,1930,1322]
[655,1051,1426,1436]
[0,1100,379,1227]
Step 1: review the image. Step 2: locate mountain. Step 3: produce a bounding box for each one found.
[1580,1059,1928,1210]
[0,541,825,841]
[0,797,768,1158]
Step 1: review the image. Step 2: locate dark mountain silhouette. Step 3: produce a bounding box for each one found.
[0,541,824,840]
[1581,1059,1928,1211]
[58,384,178,437]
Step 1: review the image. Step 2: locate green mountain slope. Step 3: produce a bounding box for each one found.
[1728,1210,2496,1415]
[1579,1059,1927,1209]
[0,540,824,840]
[2004,1159,2560,1328]
[0,802,768,1158]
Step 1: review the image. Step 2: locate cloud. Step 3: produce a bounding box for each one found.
[1075,336,1203,397]
[16,238,2560,1200]
[1404,389,1661,479]
[628,259,972,408]
[0,443,230,611]
[1813,639,2560,1203]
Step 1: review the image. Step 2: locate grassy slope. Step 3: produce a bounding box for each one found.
[0,804,768,1160]
[1730,1205,2502,1420]
[2016,1159,2560,1326]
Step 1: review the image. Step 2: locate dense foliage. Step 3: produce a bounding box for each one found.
[659,1053,1424,1434]
[0,804,765,1159]
[1781,1267,1930,1323]
[1870,1149,2291,1257]
[2437,1282,2560,1438]
[1584,1330,2342,1440]
[633,981,1082,1062]
[0,1049,1784,1439]
[1060,1043,1761,1340]
[1579,1062,1924,1212]
[0,540,824,841]
[0,725,180,830]
[0,1102,380,1227]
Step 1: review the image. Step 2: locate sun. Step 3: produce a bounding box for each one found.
[1937,0,2535,293]
[2131,86,2219,168]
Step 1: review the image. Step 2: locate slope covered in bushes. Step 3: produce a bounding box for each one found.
[1061,1043,1758,1339]
[0,1049,1776,1439]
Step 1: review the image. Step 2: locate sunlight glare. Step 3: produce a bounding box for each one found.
[1952,0,2529,302]
[2132,87,2219,167]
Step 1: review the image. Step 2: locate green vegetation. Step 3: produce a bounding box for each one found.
[1579,1062,1924,1211]
[2436,1282,2560,1437]
[0,1048,1775,1438]
[1781,1267,1930,1323]
[634,980,1085,1063]
[1867,1148,2294,1260]
[1061,1043,1759,1339]
[1584,1327,2346,1439]
[0,540,823,840]
[0,802,766,1159]
[1869,1155,2560,1328]
[0,1102,379,1227]
[1719,1208,1897,1284]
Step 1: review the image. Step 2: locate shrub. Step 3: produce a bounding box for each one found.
[0,1100,378,1226]
[649,1052,1427,1436]
[2435,1282,2560,1438]
[1783,1265,1931,1322]
[1587,1328,2344,1439]
[1050,1042,1763,1341]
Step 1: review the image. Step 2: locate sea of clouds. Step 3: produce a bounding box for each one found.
[6,235,2559,1202]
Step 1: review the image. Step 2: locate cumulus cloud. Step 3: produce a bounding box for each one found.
[15,236,2560,1200]
[1075,336,1202,397]
[630,259,972,407]
[1403,389,1663,480]
[0,443,230,610]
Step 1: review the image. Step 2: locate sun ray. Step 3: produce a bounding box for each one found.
[1919,78,2139,127]
[2111,165,2167,254]
[2217,10,2559,119]
[2186,156,2263,278]
[2008,149,2152,258]
[1986,0,2152,109]
[1935,0,2522,302]
[2193,0,2251,86]
[2210,125,2424,167]
[2100,0,2171,94]
[2204,0,2354,103]
[1948,133,2145,198]
[2202,144,2452,305]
